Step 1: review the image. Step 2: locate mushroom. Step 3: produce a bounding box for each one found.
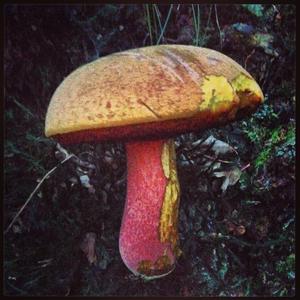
[45,45,263,279]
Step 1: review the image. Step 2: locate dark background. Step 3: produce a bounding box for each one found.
[4,4,295,296]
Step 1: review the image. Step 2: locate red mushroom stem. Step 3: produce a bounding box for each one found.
[119,139,181,279]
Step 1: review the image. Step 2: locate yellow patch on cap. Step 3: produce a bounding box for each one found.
[231,73,263,97]
[199,75,235,112]
[231,73,264,106]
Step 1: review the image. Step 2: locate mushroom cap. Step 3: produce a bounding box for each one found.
[45,45,263,143]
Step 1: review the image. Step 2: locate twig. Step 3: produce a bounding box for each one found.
[203,154,233,164]
[214,4,223,50]
[56,143,95,170]
[244,48,256,69]
[241,162,250,172]
[181,152,195,166]
[4,153,74,235]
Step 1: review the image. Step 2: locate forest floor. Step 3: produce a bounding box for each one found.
[4,4,295,296]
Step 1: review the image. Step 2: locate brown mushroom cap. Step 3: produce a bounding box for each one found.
[45,45,263,143]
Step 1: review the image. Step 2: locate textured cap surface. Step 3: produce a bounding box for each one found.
[45,45,263,142]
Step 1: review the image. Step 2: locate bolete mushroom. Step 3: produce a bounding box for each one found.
[45,45,263,279]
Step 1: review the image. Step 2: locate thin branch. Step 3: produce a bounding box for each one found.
[241,162,250,172]
[4,153,74,235]
[203,154,233,164]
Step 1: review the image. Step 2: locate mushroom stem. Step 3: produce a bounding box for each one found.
[119,139,181,279]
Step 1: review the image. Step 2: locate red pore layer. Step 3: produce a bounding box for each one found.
[119,140,176,277]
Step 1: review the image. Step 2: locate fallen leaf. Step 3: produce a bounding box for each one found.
[193,135,237,156]
[213,167,242,192]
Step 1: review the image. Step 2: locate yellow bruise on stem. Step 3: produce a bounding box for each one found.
[159,139,182,258]
[136,140,181,279]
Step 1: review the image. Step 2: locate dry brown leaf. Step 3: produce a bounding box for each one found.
[193,135,238,156]
[213,166,242,192]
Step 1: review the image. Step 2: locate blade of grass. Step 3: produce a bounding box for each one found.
[203,4,213,42]
[214,4,223,49]
[145,4,153,45]
[153,4,163,34]
[197,5,201,44]
[151,4,159,41]
[191,4,201,46]
[156,4,174,45]
[191,4,198,45]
